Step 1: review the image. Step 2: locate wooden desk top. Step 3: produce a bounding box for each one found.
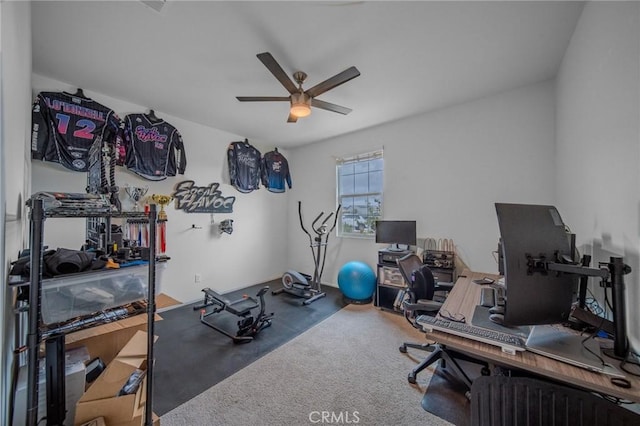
[426,269,640,403]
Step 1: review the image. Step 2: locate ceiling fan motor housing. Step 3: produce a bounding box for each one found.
[291,91,311,106]
[290,92,312,117]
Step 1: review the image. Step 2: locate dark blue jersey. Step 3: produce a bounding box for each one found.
[227,141,262,193]
[122,113,187,181]
[261,150,292,193]
[31,91,121,172]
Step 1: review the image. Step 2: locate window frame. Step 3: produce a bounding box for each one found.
[335,149,383,238]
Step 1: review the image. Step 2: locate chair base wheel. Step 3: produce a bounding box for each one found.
[399,345,407,353]
[408,373,417,384]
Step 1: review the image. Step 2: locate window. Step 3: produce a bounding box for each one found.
[336,150,383,237]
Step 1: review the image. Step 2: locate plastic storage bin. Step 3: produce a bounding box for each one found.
[379,265,405,287]
[40,264,162,325]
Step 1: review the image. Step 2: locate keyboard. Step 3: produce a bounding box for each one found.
[416,314,526,355]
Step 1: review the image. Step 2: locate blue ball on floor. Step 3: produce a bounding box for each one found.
[338,261,376,304]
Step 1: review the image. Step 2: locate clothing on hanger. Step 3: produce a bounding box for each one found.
[227,140,262,193]
[261,149,292,193]
[146,109,160,122]
[121,113,187,180]
[31,91,121,172]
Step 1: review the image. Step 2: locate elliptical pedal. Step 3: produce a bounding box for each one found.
[292,282,310,290]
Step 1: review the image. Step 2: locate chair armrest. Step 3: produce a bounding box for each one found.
[435,282,454,292]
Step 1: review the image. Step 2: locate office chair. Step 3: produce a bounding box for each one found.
[396,254,447,320]
[396,254,457,384]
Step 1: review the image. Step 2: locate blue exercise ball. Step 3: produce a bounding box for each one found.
[338,261,376,304]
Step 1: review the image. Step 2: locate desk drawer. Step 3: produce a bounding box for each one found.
[378,265,405,287]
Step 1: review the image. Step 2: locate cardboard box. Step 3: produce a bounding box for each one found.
[116,412,160,426]
[74,331,157,426]
[66,314,154,366]
[84,417,160,426]
[79,418,106,426]
[65,293,179,365]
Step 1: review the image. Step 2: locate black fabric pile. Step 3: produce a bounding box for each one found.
[10,248,107,278]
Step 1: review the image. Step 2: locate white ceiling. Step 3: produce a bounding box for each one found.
[31,1,584,148]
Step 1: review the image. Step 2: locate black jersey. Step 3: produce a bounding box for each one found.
[261,150,292,193]
[31,91,121,172]
[122,113,187,181]
[227,141,262,193]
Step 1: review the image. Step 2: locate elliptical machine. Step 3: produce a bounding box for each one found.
[273,201,341,305]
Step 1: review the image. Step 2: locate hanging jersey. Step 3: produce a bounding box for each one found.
[227,141,262,193]
[261,150,292,193]
[122,114,187,181]
[31,91,121,172]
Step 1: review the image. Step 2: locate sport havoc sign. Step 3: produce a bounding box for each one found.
[172,180,235,213]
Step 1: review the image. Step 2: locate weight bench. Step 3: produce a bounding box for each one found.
[194,286,273,343]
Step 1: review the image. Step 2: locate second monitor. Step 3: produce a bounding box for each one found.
[375,220,417,252]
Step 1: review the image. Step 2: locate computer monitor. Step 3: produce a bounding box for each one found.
[495,202,631,362]
[495,203,578,326]
[375,220,417,250]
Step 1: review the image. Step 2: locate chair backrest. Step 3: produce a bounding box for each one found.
[396,254,436,301]
[471,376,640,426]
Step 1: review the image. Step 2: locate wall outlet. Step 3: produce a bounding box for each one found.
[195,273,202,283]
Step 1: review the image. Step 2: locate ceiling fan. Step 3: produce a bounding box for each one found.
[236,52,360,123]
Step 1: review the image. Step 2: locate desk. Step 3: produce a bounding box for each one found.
[425,269,640,403]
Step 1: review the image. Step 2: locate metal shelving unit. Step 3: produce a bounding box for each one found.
[25,199,158,426]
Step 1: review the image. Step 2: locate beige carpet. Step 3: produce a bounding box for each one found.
[161,304,454,426]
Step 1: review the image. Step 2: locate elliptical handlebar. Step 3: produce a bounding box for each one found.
[298,201,342,237]
[311,212,326,234]
[298,201,311,238]
[328,205,341,233]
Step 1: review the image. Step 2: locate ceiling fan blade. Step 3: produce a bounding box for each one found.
[305,66,360,98]
[257,52,298,95]
[311,99,352,115]
[236,96,290,102]
[287,113,298,123]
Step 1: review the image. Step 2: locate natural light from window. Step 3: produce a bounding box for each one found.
[336,150,383,237]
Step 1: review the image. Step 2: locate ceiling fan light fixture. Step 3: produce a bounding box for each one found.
[290,92,312,118]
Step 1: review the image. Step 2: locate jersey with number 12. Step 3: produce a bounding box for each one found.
[31,91,121,172]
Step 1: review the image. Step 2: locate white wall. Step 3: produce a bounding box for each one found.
[16,0,640,401]
[556,2,640,350]
[1,2,32,425]
[287,80,557,284]
[31,74,290,304]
